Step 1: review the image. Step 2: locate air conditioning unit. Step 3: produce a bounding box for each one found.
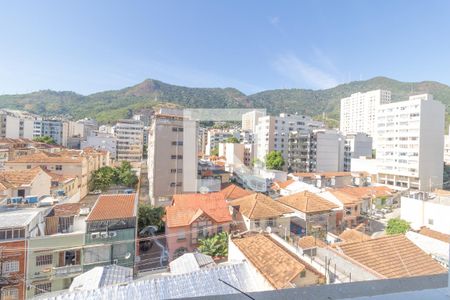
[100,232,108,239]
[91,232,100,239]
[109,231,117,238]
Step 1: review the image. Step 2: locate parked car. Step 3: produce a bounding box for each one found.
[89,190,101,195]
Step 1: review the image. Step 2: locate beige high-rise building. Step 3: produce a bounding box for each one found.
[242,110,265,132]
[115,119,144,162]
[147,109,198,206]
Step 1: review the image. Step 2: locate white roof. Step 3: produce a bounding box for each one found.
[41,262,270,300]
[406,231,449,265]
[283,181,321,194]
[169,253,216,274]
[70,265,133,291]
[0,207,48,229]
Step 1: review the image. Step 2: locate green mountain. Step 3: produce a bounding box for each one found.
[0,76,449,125]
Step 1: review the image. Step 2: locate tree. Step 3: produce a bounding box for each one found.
[265,151,285,170]
[386,218,410,235]
[198,232,228,257]
[90,166,116,191]
[225,136,239,143]
[33,136,56,145]
[137,204,165,232]
[210,147,219,156]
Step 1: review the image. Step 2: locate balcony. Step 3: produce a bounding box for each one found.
[53,265,83,277]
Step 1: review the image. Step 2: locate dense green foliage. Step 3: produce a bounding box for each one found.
[225,137,240,143]
[198,232,228,257]
[265,151,285,170]
[386,218,410,235]
[210,147,219,156]
[2,77,450,124]
[89,161,138,191]
[33,136,56,145]
[137,204,165,232]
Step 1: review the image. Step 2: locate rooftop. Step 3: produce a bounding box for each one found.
[0,166,46,187]
[339,228,371,243]
[297,236,328,249]
[277,191,339,213]
[330,186,393,205]
[169,253,216,274]
[229,193,292,219]
[220,183,254,200]
[232,234,306,289]
[0,206,49,229]
[335,234,447,278]
[70,265,133,292]
[87,194,137,221]
[418,227,449,243]
[292,172,352,178]
[7,151,84,164]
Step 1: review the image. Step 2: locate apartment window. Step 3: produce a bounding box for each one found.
[171,141,183,146]
[170,169,177,173]
[26,165,31,169]
[254,219,260,227]
[34,282,52,296]
[1,288,19,300]
[55,165,62,171]
[1,260,19,274]
[177,229,186,240]
[428,218,434,225]
[172,127,183,132]
[36,255,53,266]
[267,218,275,227]
[170,182,176,187]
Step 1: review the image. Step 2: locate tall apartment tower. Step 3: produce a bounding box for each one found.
[147,109,198,206]
[255,113,324,168]
[242,110,266,132]
[288,129,347,173]
[0,109,37,139]
[340,90,391,141]
[115,119,144,162]
[376,94,444,191]
[33,119,69,146]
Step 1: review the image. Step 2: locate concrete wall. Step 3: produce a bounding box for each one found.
[401,196,450,234]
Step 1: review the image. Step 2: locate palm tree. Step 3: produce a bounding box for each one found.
[197,232,228,257]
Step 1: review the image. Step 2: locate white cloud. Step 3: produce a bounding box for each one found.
[272,53,339,89]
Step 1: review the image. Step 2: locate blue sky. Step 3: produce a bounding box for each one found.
[1,0,450,95]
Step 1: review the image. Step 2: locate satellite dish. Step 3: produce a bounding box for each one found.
[124,252,131,260]
[266,226,272,233]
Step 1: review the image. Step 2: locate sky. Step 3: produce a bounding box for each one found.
[1,0,450,95]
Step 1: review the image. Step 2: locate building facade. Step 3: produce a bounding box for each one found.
[81,131,118,159]
[34,119,69,147]
[115,119,144,162]
[376,94,445,191]
[241,110,265,132]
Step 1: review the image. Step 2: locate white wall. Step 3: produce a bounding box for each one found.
[401,196,450,234]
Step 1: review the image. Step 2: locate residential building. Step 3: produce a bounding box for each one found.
[290,172,353,189]
[241,110,265,132]
[74,118,98,139]
[218,142,245,172]
[81,131,118,159]
[132,110,153,127]
[147,110,198,206]
[277,191,339,237]
[34,119,69,147]
[288,129,347,173]
[165,192,231,260]
[339,90,391,140]
[0,109,38,140]
[255,113,324,167]
[400,191,450,234]
[229,193,292,234]
[243,143,254,167]
[219,183,254,201]
[84,194,138,270]
[444,125,450,164]
[229,233,325,289]
[69,265,133,292]
[0,167,51,199]
[345,133,373,159]
[205,129,240,156]
[114,119,144,162]
[406,229,449,267]
[197,127,208,157]
[26,203,86,298]
[45,172,79,198]
[376,94,445,191]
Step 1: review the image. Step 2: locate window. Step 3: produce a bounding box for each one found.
[35,282,52,296]
[55,165,62,171]
[1,288,19,300]
[177,229,186,240]
[1,260,19,274]
[267,218,275,227]
[428,218,434,225]
[217,225,223,233]
[36,255,53,266]
[254,219,260,228]
[26,165,31,169]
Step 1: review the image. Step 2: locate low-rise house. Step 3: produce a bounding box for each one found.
[165,192,231,260]
[272,180,321,196]
[229,193,292,234]
[0,206,49,300]
[84,194,137,270]
[290,172,353,188]
[45,172,79,198]
[277,191,339,237]
[229,233,325,289]
[406,228,449,267]
[332,234,447,279]
[297,235,328,256]
[0,167,51,199]
[338,227,371,243]
[26,203,86,298]
[219,183,254,201]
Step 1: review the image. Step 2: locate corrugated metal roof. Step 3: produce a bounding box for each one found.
[169,253,215,274]
[70,265,133,291]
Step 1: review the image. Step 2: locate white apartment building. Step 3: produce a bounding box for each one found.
[444,126,450,164]
[205,129,240,156]
[255,113,324,168]
[288,129,347,173]
[115,119,144,162]
[147,109,198,206]
[241,110,265,132]
[376,94,444,191]
[33,119,69,146]
[345,133,373,159]
[218,142,245,172]
[340,90,391,142]
[81,131,118,159]
[0,109,38,139]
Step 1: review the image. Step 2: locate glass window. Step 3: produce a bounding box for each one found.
[2,260,20,274]
[36,255,53,266]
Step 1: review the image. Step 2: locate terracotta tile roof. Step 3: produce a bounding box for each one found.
[0,166,45,187]
[292,172,352,178]
[336,234,447,278]
[271,179,295,191]
[220,183,254,200]
[291,172,317,178]
[0,179,15,192]
[87,194,137,221]
[229,193,292,220]
[418,227,450,243]
[166,192,232,228]
[297,236,327,249]
[44,170,76,183]
[329,190,361,205]
[232,234,305,289]
[7,151,84,163]
[51,203,81,217]
[339,229,371,243]
[277,191,339,213]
